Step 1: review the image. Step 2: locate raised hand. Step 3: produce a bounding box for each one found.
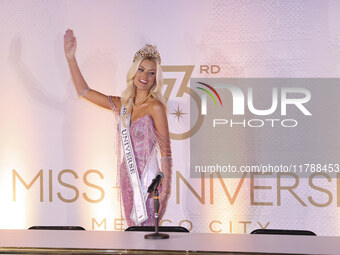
[64,29,77,61]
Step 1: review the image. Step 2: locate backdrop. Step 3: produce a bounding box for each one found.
[1,0,340,235]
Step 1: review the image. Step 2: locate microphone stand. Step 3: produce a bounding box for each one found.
[144,188,169,239]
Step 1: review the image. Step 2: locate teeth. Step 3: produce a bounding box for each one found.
[140,79,147,84]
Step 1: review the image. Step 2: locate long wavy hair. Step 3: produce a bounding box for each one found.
[121,57,166,123]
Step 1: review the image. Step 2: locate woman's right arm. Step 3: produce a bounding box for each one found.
[64,29,120,110]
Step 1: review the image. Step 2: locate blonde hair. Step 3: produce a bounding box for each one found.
[121,57,166,122]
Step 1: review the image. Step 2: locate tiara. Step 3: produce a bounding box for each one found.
[133,44,161,64]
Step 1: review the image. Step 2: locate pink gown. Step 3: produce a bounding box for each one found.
[108,96,170,227]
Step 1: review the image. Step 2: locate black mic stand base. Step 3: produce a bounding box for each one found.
[144,232,169,239]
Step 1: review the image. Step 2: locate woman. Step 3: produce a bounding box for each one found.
[64,29,172,226]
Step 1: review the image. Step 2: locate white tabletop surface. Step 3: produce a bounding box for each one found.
[0,229,339,254]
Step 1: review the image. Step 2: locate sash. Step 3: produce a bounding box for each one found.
[119,106,148,225]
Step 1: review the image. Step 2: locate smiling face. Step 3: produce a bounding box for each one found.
[133,59,157,92]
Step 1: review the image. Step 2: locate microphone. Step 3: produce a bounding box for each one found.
[147,172,164,193]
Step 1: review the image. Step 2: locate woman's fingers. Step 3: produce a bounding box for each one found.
[64,29,74,42]
[64,29,77,59]
[64,30,76,47]
[69,29,74,40]
[64,31,69,43]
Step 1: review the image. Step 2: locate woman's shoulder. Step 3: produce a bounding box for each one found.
[147,98,167,125]
[148,98,166,113]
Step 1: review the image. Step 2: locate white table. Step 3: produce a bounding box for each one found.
[0,229,339,254]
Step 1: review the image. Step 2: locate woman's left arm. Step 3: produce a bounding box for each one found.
[150,101,172,218]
